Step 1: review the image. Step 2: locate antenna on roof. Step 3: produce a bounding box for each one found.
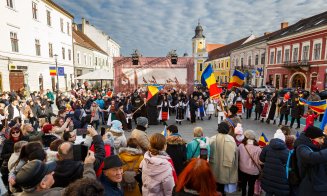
[198,18,200,25]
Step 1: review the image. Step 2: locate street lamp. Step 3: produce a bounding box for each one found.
[54,54,59,94]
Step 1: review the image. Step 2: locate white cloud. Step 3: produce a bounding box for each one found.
[54,0,327,56]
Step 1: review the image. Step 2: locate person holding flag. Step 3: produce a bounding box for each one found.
[201,64,222,98]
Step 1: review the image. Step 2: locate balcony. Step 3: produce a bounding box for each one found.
[282,60,310,71]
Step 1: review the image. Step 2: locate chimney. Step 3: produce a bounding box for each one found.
[264,32,270,36]
[72,23,78,31]
[281,22,288,29]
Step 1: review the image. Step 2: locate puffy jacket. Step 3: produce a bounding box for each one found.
[259,138,290,196]
[130,125,150,153]
[141,151,175,196]
[166,134,187,175]
[294,133,327,196]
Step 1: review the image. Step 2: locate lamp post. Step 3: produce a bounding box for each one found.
[54,54,59,94]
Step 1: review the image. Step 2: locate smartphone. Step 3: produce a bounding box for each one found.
[73,144,88,161]
[76,128,88,136]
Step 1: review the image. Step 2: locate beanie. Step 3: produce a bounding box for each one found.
[136,117,148,127]
[234,123,243,135]
[274,129,285,142]
[305,126,324,139]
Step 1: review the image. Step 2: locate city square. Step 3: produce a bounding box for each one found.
[1,0,327,196]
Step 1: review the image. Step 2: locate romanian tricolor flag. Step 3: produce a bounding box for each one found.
[201,64,222,98]
[228,69,245,89]
[258,132,269,147]
[299,98,327,114]
[49,67,56,76]
[146,85,162,101]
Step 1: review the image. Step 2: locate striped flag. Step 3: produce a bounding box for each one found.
[147,85,163,101]
[258,132,269,147]
[299,98,327,114]
[49,67,56,76]
[228,69,245,89]
[201,64,222,98]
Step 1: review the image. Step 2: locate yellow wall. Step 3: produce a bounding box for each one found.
[205,57,231,84]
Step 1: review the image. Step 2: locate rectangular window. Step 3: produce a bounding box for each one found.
[89,56,92,66]
[95,57,98,65]
[277,50,282,64]
[32,2,38,20]
[314,43,321,60]
[248,56,251,66]
[255,55,259,65]
[284,49,290,62]
[48,43,53,57]
[226,61,229,68]
[276,75,280,88]
[10,32,19,52]
[236,58,239,67]
[269,51,274,64]
[35,39,41,56]
[293,47,298,62]
[7,0,13,8]
[261,53,265,64]
[283,74,288,88]
[60,18,64,32]
[241,58,244,67]
[62,47,65,60]
[46,10,51,26]
[77,52,80,64]
[84,54,87,65]
[302,45,309,61]
[67,22,70,35]
[68,49,71,61]
[269,75,273,85]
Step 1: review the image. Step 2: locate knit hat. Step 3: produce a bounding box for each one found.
[42,124,53,133]
[136,117,148,127]
[103,155,123,170]
[218,122,230,134]
[305,126,324,139]
[110,120,123,133]
[274,129,285,142]
[244,130,257,140]
[234,123,243,135]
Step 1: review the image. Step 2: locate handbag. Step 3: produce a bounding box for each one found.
[244,146,263,180]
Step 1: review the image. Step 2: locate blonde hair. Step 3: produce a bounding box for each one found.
[193,127,203,137]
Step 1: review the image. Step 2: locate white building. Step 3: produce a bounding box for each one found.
[78,18,120,86]
[73,26,108,77]
[0,0,74,93]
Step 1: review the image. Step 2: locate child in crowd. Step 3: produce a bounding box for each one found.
[302,109,319,131]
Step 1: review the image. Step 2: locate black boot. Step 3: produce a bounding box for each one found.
[179,121,182,125]
[261,119,264,123]
[208,115,212,120]
[273,120,276,125]
[201,118,203,121]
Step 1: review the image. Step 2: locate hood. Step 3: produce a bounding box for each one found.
[142,151,172,180]
[119,147,143,156]
[294,133,319,150]
[166,134,185,145]
[269,138,287,150]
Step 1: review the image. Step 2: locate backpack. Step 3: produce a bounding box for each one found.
[197,138,209,160]
[122,160,138,192]
[286,145,313,186]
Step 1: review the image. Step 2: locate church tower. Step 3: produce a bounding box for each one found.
[192,22,208,82]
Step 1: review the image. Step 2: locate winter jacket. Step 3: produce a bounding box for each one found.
[99,174,124,196]
[15,163,96,196]
[89,140,111,177]
[116,109,128,130]
[259,138,290,196]
[53,135,105,187]
[166,134,187,175]
[294,133,327,196]
[186,137,210,160]
[141,151,175,196]
[118,147,144,196]
[278,100,291,115]
[107,132,127,155]
[130,125,150,153]
[238,143,262,175]
[290,101,304,118]
[209,133,238,184]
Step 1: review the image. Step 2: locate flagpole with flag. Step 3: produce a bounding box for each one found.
[228,69,245,89]
[320,110,327,130]
[132,85,163,115]
[258,132,269,147]
[201,64,222,98]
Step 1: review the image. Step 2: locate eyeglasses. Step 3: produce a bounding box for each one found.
[11,131,20,134]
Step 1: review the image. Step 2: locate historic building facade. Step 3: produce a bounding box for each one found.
[266,12,327,90]
[0,0,74,92]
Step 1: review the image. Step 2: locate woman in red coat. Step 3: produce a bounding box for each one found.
[245,92,254,119]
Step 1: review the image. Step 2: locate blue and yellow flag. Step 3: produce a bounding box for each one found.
[299,98,327,114]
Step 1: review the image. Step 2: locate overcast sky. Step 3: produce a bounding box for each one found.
[55,0,327,57]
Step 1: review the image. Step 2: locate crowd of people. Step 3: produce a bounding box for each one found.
[0,85,326,196]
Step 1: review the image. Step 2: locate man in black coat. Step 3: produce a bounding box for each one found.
[165,125,187,176]
[294,126,327,196]
[53,126,105,188]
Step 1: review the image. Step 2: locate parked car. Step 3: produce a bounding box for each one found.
[254,85,276,94]
[319,90,327,100]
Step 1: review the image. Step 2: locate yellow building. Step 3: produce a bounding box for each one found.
[205,57,230,84]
